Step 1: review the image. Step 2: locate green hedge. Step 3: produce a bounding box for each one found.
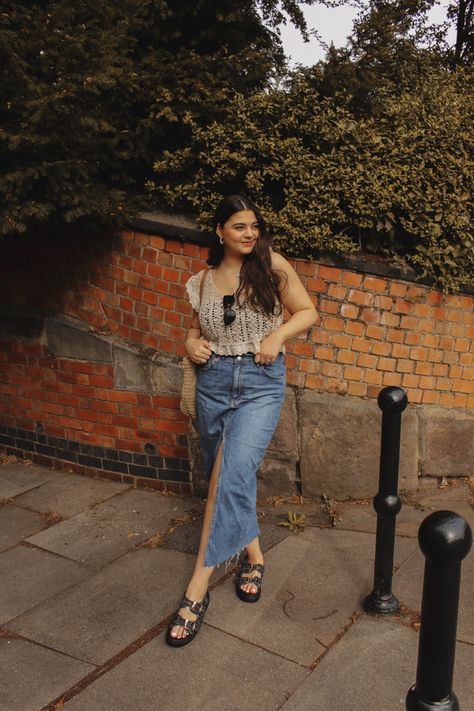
[149,67,473,291]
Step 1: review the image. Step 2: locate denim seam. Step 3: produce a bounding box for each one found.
[204,429,226,568]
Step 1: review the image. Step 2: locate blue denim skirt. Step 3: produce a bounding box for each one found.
[196,352,286,567]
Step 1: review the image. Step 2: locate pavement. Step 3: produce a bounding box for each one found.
[0,456,473,711]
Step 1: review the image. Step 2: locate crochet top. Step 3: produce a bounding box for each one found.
[185,269,284,356]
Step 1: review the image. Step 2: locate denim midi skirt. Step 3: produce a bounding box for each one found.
[196,352,286,567]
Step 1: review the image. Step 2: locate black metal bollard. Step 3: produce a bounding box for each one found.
[364,386,408,615]
[406,511,472,711]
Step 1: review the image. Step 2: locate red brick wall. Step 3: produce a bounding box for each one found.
[0,226,473,490]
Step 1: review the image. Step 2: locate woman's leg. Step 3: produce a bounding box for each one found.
[169,442,223,640]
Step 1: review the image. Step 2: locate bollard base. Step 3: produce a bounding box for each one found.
[406,686,459,710]
[363,592,400,616]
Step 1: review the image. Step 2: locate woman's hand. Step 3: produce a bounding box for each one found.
[254,332,284,364]
[186,336,213,364]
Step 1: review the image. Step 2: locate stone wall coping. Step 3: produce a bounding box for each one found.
[129,210,474,294]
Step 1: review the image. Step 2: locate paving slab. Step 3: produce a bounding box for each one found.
[0,637,94,711]
[6,547,222,665]
[25,489,192,567]
[394,545,474,645]
[278,616,474,711]
[0,503,46,552]
[0,462,63,499]
[162,518,289,556]
[0,545,91,625]
[61,624,308,711]
[14,473,129,518]
[205,529,416,667]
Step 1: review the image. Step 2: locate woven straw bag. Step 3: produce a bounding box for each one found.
[180,269,208,419]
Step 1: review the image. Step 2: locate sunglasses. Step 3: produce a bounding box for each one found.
[223,295,236,326]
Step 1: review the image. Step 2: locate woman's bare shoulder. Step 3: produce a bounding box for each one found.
[270,250,292,273]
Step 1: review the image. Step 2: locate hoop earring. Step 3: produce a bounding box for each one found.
[219,236,224,245]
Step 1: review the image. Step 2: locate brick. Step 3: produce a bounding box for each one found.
[315,346,334,361]
[443,352,459,365]
[452,379,474,394]
[325,317,345,331]
[402,374,420,388]
[426,350,443,363]
[414,303,431,317]
[361,309,380,323]
[410,347,428,361]
[307,277,327,293]
[293,342,313,357]
[357,353,378,368]
[432,307,446,320]
[364,369,383,385]
[348,290,373,306]
[401,316,418,330]
[347,382,368,396]
[352,338,372,353]
[336,351,356,365]
[460,354,473,366]
[436,377,451,391]
[366,325,384,340]
[454,338,470,352]
[375,295,393,310]
[405,332,422,346]
[326,378,348,395]
[367,385,382,398]
[305,374,324,389]
[415,362,433,375]
[343,365,363,380]
[158,295,176,310]
[345,321,365,336]
[318,265,342,282]
[332,334,352,349]
[378,357,396,372]
[422,334,440,348]
[390,283,408,297]
[321,362,343,378]
[342,271,363,287]
[433,363,449,376]
[427,291,443,305]
[387,329,404,343]
[418,376,436,389]
[328,284,347,300]
[372,342,392,356]
[422,391,439,404]
[450,323,464,337]
[340,303,359,319]
[439,393,455,407]
[299,359,320,373]
[286,371,305,387]
[295,260,315,277]
[364,276,386,292]
[445,309,462,323]
[397,359,414,373]
[382,372,403,387]
[319,298,340,315]
[453,394,468,407]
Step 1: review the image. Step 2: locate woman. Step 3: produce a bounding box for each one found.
[166,195,318,646]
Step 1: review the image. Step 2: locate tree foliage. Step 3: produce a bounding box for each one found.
[149,66,474,291]
[0,0,316,235]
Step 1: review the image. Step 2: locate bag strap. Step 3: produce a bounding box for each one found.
[198,268,208,307]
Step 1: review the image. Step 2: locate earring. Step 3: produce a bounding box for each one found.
[219,236,224,245]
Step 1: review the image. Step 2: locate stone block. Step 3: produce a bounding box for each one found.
[113,344,151,392]
[299,391,418,499]
[266,387,298,461]
[420,408,474,478]
[149,359,182,395]
[46,315,112,362]
[257,458,297,498]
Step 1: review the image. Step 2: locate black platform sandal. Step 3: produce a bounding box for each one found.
[165,590,210,647]
[235,558,265,603]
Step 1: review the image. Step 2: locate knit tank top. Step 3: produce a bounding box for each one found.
[185,269,284,356]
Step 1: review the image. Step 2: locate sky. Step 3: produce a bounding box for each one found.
[279,1,455,66]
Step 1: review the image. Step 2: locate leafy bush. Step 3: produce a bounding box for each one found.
[149,67,474,291]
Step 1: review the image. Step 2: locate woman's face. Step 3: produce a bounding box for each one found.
[217,210,259,257]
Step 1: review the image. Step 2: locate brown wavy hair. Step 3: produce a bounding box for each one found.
[207,195,285,316]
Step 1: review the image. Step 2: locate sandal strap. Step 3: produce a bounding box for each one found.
[180,591,209,615]
[240,575,262,588]
[172,614,200,633]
